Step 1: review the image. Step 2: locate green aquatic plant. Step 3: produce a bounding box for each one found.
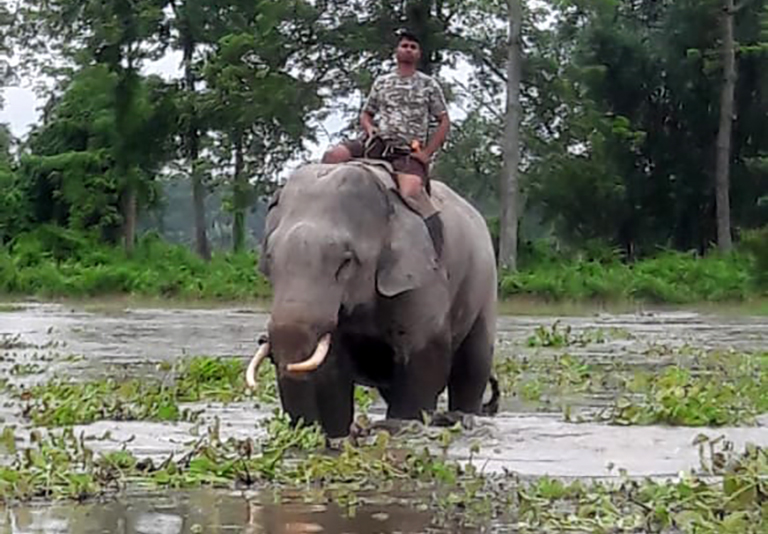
[493,346,768,426]
[0,415,766,533]
[12,356,276,426]
[10,355,379,427]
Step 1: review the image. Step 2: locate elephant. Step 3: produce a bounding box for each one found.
[245,159,499,438]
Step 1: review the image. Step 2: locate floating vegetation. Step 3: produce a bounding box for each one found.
[5,356,380,428]
[515,438,768,533]
[525,321,633,348]
[9,356,278,427]
[494,345,768,427]
[0,413,765,533]
[1,313,766,531]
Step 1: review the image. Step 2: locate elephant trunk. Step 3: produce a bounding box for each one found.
[286,333,331,372]
[265,293,340,377]
[245,330,331,390]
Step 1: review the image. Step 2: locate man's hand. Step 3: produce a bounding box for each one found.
[411,149,430,166]
[360,111,378,138]
[410,139,431,166]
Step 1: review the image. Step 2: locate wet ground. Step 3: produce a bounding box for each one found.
[1,301,767,532]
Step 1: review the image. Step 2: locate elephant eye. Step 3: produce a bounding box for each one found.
[335,251,356,281]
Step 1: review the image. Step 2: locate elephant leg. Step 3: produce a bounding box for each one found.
[277,376,319,428]
[448,311,494,414]
[277,346,354,439]
[383,336,451,421]
[314,372,354,438]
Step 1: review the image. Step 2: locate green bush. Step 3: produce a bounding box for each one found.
[501,248,757,304]
[1,227,766,304]
[739,226,768,288]
[0,227,270,300]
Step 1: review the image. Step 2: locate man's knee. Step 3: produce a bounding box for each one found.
[322,145,352,164]
[396,173,424,197]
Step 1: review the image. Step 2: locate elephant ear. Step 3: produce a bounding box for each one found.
[376,193,440,297]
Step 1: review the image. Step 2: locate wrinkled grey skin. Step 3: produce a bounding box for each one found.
[258,162,497,438]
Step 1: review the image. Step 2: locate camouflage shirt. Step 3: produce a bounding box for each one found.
[362,70,448,148]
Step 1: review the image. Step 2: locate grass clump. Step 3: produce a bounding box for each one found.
[525,321,631,348]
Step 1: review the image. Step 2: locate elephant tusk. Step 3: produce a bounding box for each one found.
[286,333,331,373]
[245,341,271,389]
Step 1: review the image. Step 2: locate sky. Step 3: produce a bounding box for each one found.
[0,50,186,142]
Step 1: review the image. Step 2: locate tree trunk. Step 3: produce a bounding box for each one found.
[405,0,435,74]
[232,133,246,253]
[715,0,736,252]
[182,29,211,261]
[499,0,522,271]
[123,184,137,255]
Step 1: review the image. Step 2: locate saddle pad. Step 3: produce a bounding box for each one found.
[343,159,399,192]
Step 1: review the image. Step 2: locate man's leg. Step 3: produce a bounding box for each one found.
[394,158,444,258]
[395,172,424,198]
[321,139,363,164]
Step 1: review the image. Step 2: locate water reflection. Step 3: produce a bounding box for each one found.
[0,489,464,534]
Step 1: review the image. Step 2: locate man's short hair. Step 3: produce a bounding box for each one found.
[396,29,421,47]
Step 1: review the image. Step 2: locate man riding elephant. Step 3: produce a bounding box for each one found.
[322,29,451,256]
[245,29,497,440]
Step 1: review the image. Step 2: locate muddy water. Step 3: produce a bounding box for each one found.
[0,489,461,533]
[2,302,768,532]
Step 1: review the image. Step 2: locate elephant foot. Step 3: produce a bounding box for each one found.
[325,436,352,451]
[348,415,425,442]
[428,410,477,430]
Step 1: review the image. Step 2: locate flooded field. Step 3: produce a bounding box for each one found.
[1,301,767,532]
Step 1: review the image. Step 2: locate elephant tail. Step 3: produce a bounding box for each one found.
[481,375,500,416]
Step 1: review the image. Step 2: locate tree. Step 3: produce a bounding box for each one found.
[169,0,213,260]
[715,0,737,252]
[434,111,502,213]
[499,0,523,271]
[20,67,177,242]
[201,2,325,252]
[18,0,172,254]
[0,125,27,244]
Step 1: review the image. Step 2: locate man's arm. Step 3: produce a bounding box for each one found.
[360,110,377,137]
[422,112,450,158]
[419,78,450,160]
[360,77,381,136]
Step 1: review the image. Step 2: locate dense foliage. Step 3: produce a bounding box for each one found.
[0,225,765,303]
[1,0,768,300]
